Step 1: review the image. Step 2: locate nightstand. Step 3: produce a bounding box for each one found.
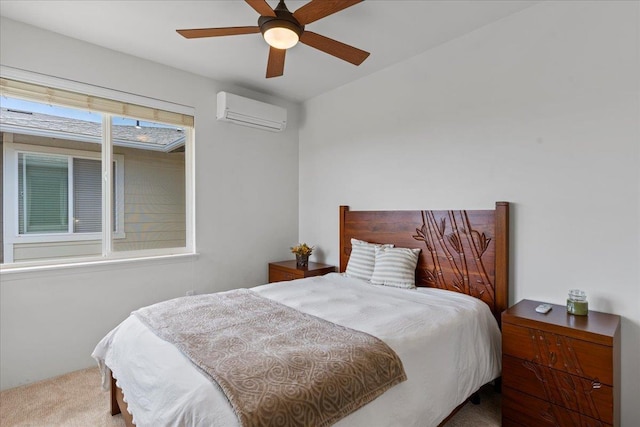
[501,299,620,427]
[268,260,336,283]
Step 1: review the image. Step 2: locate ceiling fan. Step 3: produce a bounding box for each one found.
[177,0,370,78]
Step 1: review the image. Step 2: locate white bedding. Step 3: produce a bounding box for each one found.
[93,273,501,427]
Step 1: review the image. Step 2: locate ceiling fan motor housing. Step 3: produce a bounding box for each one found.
[258,1,304,39]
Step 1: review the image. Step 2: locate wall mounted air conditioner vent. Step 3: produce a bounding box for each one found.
[216,91,287,132]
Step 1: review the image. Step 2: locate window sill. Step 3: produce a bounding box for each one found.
[0,252,199,279]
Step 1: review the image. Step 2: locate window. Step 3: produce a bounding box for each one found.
[1,77,194,268]
[13,150,123,236]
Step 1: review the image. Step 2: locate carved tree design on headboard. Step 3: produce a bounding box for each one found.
[412,210,494,303]
[339,203,509,321]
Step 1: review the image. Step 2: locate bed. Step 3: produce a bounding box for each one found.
[93,202,509,427]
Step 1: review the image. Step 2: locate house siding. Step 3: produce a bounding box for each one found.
[114,147,186,252]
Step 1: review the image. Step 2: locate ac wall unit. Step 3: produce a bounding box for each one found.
[216,91,287,132]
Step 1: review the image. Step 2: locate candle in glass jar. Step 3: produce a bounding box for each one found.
[567,289,588,315]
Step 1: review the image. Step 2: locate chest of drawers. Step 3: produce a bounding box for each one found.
[501,299,620,427]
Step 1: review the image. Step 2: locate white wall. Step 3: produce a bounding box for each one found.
[299,1,639,424]
[0,17,301,389]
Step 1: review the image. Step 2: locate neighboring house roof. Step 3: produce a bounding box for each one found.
[0,108,185,152]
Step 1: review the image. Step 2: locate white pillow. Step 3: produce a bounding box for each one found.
[345,238,393,282]
[370,246,421,289]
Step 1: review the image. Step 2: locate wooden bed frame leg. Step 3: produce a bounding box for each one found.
[110,371,136,426]
[469,391,481,405]
[494,376,502,393]
[110,372,121,416]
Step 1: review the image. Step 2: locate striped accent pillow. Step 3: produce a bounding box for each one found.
[370,247,422,289]
[345,239,393,282]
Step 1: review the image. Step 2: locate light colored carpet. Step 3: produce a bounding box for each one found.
[0,367,500,426]
[0,367,122,427]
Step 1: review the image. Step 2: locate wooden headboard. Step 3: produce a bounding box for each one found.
[339,202,509,322]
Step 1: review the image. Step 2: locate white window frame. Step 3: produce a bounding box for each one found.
[3,141,125,257]
[0,66,196,271]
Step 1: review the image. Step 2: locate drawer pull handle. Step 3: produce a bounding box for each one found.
[549,351,557,365]
[592,380,602,389]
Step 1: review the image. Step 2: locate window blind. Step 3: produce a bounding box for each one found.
[73,158,102,233]
[0,78,194,127]
[18,153,69,234]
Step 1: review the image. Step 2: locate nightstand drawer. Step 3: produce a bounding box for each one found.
[503,386,610,427]
[268,268,300,283]
[502,322,614,385]
[503,354,613,424]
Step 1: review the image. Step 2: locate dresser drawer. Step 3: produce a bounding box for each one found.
[502,322,614,385]
[503,386,610,427]
[503,354,613,424]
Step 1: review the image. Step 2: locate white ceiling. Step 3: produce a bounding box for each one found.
[0,1,539,103]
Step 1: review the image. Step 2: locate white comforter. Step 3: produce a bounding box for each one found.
[93,273,501,427]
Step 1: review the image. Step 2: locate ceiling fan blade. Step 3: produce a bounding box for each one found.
[293,0,363,25]
[300,31,369,65]
[245,0,276,17]
[266,47,286,78]
[177,26,260,39]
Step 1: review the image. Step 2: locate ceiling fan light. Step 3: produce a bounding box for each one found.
[263,26,299,49]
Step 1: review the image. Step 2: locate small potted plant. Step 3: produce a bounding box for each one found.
[290,243,314,267]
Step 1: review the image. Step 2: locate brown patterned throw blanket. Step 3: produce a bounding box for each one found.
[133,289,406,427]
